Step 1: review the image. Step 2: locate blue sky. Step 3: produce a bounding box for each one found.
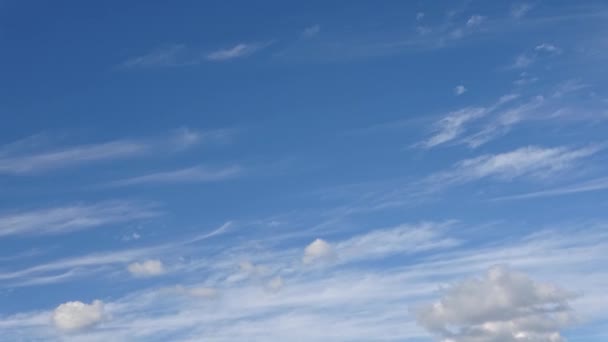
[1,1,608,341]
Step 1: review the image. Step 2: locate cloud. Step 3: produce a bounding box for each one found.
[206,43,267,61]
[510,44,561,69]
[417,94,523,149]
[454,85,467,96]
[535,43,561,54]
[302,238,333,264]
[266,276,284,292]
[52,300,104,332]
[463,96,544,148]
[0,201,159,238]
[122,45,193,68]
[0,128,209,175]
[430,145,600,185]
[416,266,575,342]
[124,42,269,67]
[301,24,321,38]
[512,53,535,69]
[495,176,608,200]
[335,222,459,263]
[510,3,534,19]
[178,286,219,298]
[2,222,607,341]
[107,165,241,187]
[466,15,485,28]
[127,259,165,277]
[418,107,486,148]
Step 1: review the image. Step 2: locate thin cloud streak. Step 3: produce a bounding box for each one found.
[0,128,210,175]
[106,165,242,187]
[0,201,160,238]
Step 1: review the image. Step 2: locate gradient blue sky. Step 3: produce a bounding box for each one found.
[1,1,608,341]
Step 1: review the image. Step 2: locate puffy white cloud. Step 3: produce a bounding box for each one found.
[303,238,334,264]
[416,266,575,342]
[127,259,165,277]
[52,300,104,332]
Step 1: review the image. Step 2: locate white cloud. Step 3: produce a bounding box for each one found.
[2,222,608,341]
[418,94,523,149]
[0,201,158,238]
[302,238,333,264]
[512,53,535,68]
[496,176,608,200]
[416,266,575,342]
[510,3,534,19]
[127,259,165,277]
[416,12,425,21]
[535,43,561,54]
[52,300,104,332]
[431,145,600,185]
[122,45,192,68]
[454,85,467,95]
[0,129,209,175]
[466,15,485,28]
[419,107,486,148]
[180,286,219,298]
[206,43,266,61]
[107,165,241,187]
[301,24,321,38]
[335,222,459,263]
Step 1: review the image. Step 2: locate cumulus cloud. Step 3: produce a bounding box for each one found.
[416,266,575,342]
[303,238,334,264]
[127,259,165,277]
[52,300,104,332]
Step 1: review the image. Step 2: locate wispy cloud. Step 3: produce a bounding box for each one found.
[428,145,601,186]
[2,221,607,341]
[495,176,608,200]
[106,165,241,187]
[510,3,534,19]
[122,44,194,68]
[123,42,270,67]
[206,42,270,61]
[301,25,321,39]
[0,128,217,175]
[417,94,519,149]
[454,85,467,96]
[509,43,561,69]
[0,201,159,238]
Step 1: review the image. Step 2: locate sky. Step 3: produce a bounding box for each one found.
[1,0,608,341]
